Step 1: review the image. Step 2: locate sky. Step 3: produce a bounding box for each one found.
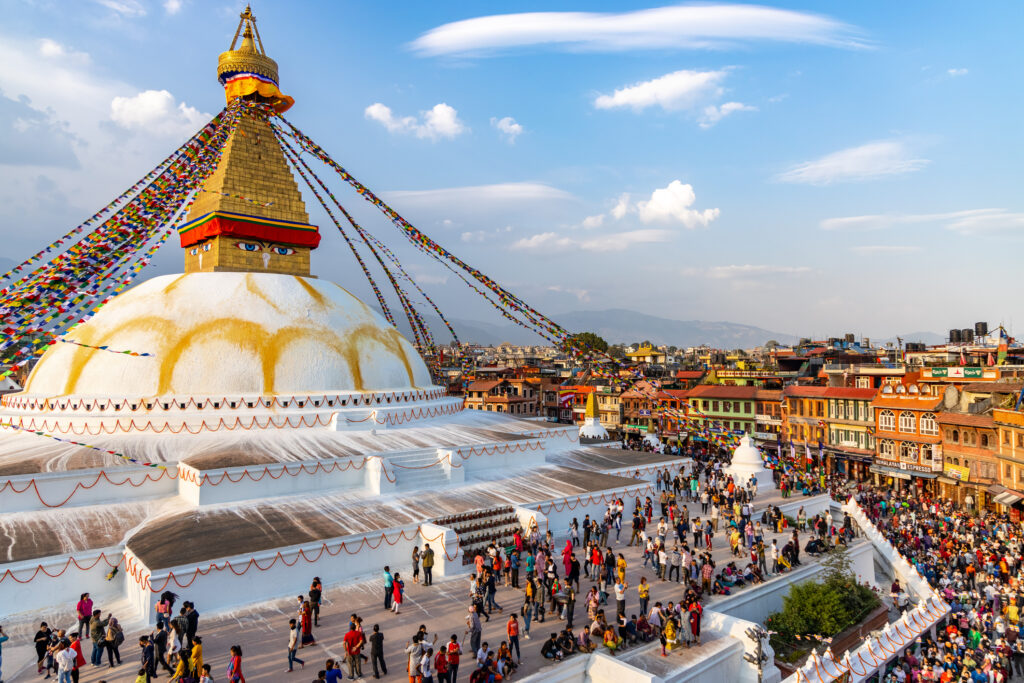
[1,1,1023,341]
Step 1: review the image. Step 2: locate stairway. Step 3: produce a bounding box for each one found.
[435,506,522,565]
[387,449,451,491]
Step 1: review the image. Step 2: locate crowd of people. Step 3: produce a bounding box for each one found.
[4,445,966,683]
[853,486,1024,683]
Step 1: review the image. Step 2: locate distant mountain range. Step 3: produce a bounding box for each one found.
[396,308,800,349]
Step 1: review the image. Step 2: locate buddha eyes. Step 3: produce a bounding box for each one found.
[203,243,212,252]
[233,242,294,255]
[189,248,199,256]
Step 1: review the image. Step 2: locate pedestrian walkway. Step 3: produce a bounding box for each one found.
[58,491,834,682]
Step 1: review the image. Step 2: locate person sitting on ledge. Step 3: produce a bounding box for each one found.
[636,614,655,642]
[602,625,623,655]
[541,633,563,661]
[576,629,596,654]
[556,629,576,655]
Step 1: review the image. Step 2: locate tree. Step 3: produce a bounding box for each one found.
[608,344,626,359]
[765,340,780,349]
[567,331,609,353]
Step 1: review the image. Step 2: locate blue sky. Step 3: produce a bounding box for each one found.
[2,1,1023,341]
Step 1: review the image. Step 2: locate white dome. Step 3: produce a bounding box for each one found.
[22,272,434,398]
[731,435,763,468]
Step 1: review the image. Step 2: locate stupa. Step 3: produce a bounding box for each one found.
[578,392,609,440]
[0,7,683,629]
[724,434,775,490]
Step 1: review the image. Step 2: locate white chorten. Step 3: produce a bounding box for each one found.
[725,434,775,490]
[579,392,609,440]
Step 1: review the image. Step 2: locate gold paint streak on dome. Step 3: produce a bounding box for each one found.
[244,274,285,314]
[158,318,275,395]
[385,328,417,387]
[162,274,188,297]
[60,316,174,395]
[293,276,328,309]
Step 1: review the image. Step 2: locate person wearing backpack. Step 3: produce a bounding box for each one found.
[104,617,124,667]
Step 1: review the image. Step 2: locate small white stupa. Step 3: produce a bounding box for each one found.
[724,434,775,491]
[579,392,609,440]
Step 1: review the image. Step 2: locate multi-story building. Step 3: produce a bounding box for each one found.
[464,379,538,415]
[823,387,877,480]
[753,389,783,444]
[993,406,1024,514]
[937,411,998,508]
[782,386,829,468]
[870,384,942,492]
[680,385,757,435]
[620,388,657,436]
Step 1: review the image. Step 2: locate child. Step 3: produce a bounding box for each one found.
[136,668,149,683]
[199,663,214,682]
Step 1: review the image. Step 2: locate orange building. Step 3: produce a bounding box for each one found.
[870,384,942,492]
[937,412,998,508]
[782,386,830,468]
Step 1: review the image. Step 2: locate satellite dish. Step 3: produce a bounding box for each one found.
[943,385,959,410]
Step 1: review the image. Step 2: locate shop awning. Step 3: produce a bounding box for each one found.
[996,491,1024,505]
[870,465,911,480]
[937,476,961,486]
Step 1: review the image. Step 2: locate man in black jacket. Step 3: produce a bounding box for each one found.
[184,602,199,649]
[151,623,173,673]
[368,624,386,679]
[139,635,156,681]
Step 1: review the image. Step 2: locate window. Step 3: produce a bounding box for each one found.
[920,413,938,436]
[921,445,934,464]
[952,429,960,444]
[1018,433,1024,447]
[981,434,990,448]
[880,439,895,459]
[829,400,837,417]
[899,411,916,434]
[880,410,896,432]
[967,432,976,447]
[744,403,752,414]
[900,441,918,462]
[836,401,845,420]
[712,401,719,412]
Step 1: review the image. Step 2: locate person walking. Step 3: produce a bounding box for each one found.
[506,615,521,664]
[368,624,386,679]
[412,546,421,584]
[104,617,124,668]
[287,619,305,673]
[422,544,435,586]
[89,610,110,666]
[391,572,405,614]
[465,605,482,656]
[343,622,363,680]
[226,645,245,683]
[139,636,155,682]
[300,600,317,647]
[75,594,93,641]
[446,635,461,683]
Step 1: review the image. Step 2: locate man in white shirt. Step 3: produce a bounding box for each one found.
[56,644,77,683]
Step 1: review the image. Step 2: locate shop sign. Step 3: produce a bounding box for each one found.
[943,463,970,482]
[876,458,935,474]
[639,409,652,416]
[754,431,776,440]
[1012,508,1021,523]
[929,367,983,379]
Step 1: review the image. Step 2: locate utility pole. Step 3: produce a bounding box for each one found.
[744,625,769,683]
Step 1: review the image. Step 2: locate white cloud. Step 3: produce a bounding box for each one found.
[595,69,726,112]
[410,5,866,56]
[386,182,573,207]
[94,0,146,17]
[849,245,922,254]
[610,194,630,219]
[699,101,757,128]
[461,230,488,243]
[947,68,968,77]
[164,0,183,14]
[547,285,590,303]
[635,180,720,228]
[511,228,673,253]
[702,264,812,279]
[776,140,929,185]
[364,102,467,141]
[822,209,1024,235]
[38,39,90,64]
[110,89,209,137]
[510,232,575,251]
[580,214,605,230]
[490,116,523,143]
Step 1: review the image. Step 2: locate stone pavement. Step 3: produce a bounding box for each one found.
[41,490,827,683]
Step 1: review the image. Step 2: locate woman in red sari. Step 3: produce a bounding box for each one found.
[227,644,245,683]
[300,600,316,647]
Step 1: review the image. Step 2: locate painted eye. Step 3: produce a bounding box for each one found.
[273,247,295,256]
[189,248,198,256]
[202,243,212,252]
[235,241,261,252]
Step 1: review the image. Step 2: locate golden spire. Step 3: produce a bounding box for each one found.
[218,5,279,86]
[585,392,599,419]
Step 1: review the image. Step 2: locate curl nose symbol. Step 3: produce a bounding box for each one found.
[262,252,271,269]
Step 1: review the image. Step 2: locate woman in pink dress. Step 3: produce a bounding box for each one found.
[227,644,245,682]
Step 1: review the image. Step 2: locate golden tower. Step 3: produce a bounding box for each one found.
[178,5,319,276]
